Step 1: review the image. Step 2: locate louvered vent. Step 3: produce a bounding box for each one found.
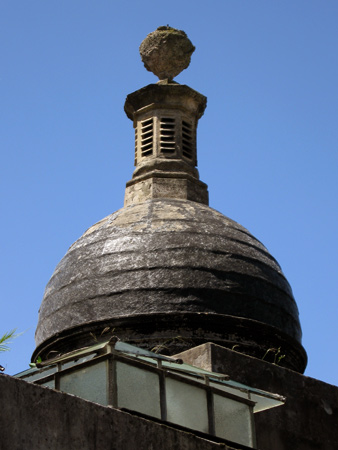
[160,118,175,154]
[141,118,154,157]
[182,120,193,159]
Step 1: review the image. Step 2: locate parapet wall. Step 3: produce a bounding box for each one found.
[0,374,240,450]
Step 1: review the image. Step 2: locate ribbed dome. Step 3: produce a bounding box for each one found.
[34,199,306,372]
[34,28,307,373]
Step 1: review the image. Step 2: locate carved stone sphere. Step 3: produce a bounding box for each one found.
[139,26,195,81]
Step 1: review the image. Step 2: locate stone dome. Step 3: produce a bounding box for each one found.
[33,28,307,373]
[34,198,306,372]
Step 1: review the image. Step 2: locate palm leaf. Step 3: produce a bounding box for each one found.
[0,329,18,352]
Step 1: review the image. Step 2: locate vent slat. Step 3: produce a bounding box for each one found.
[160,118,176,154]
[141,143,153,151]
[142,137,153,145]
[141,118,154,157]
[181,119,193,159]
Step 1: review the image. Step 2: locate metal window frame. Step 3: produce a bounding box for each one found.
[33,347,256,446]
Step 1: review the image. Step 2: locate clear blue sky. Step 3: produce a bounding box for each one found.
[1,1,337,386]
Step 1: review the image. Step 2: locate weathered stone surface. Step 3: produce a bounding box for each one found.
[0,375,241,450]
[174,343,338,450]
[139,26,195,81]
[124,83,207,121]
[124,175,209,206]
[35,199,305,371]
[124,83,208,205]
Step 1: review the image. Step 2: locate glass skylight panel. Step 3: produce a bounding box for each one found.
[59,361,108,406]
[16,340,285,449]
[116,361,161,418]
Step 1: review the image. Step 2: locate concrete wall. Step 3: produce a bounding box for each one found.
[175,343,338,450]
[0,374,240,450]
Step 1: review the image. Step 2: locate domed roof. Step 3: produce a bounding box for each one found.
[33,28,307,373]
[35,199,306,372]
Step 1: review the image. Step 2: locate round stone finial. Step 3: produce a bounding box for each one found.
[139,26,195,82]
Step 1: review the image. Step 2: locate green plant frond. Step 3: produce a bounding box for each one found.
[0,329,20,352]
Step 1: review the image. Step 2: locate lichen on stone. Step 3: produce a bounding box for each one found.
[139,26,195,81]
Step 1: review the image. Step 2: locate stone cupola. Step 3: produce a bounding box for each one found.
[33,27,307,374]
[124,27,208,206]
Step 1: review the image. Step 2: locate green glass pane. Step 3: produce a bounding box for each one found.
[59,361,108,405]
[61,354,96,370]
[116,362,161,418]
[19,366,57,382]
[210,381,249,400]
[166,377,209,433]
[213,394,253,447]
